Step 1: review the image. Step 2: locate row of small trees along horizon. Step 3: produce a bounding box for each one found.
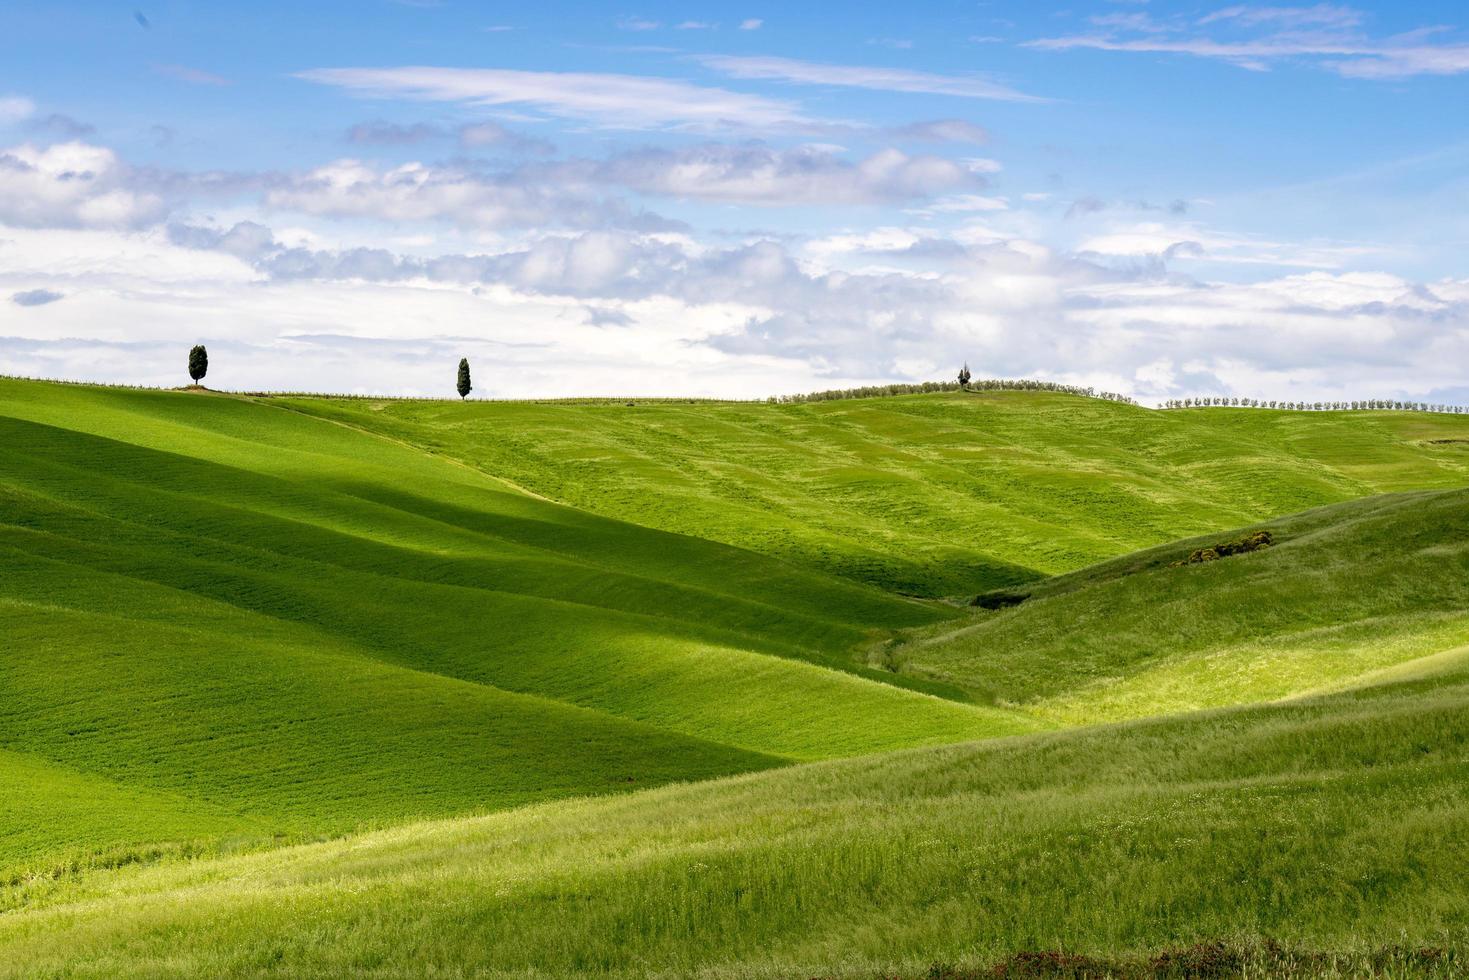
[1163,396,1466,414]
[80,346,1461,415]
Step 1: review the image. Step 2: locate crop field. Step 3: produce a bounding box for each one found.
[2,377,1466,977]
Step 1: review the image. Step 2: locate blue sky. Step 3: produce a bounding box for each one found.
[1,1,1467,401]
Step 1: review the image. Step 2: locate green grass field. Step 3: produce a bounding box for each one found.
[2,377,1466,976]
[278,391,1469,595]
[891,488,1469,724]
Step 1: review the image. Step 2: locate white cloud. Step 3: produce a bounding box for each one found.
[1074,220,1390,270]
[0,142,165,229]
[297,66,821,131]
[920,194,1010,213]
[0,95,35,124]
[261,158,635,229]
[595,144,980,204]
[738,19,763,31]
[1198,5,1364,29]
[4,218,1466,405]
[1029,8,1469,79]
[699,55,1045,102]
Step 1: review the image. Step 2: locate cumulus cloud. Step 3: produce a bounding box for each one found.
[595,144,981,205]
[0,142,166,229]
[166,220,279,260]
[256,142,978,230]
[6,218,1467,404]
[298,66,821,131]
[260,157,655,230]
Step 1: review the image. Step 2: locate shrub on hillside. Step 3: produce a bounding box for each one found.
[1171,530,1273,567]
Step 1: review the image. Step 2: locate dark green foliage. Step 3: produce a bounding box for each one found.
[770,377,1137,405]
[456,358,471,400]
[1172,529,1273,566]
[957,363,971,388]
[187,345,208,383]
[971,589,1029,609]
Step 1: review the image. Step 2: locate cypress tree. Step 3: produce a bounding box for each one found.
[456,358,472,400]
[188,345,208,384]
[957,362,971,388]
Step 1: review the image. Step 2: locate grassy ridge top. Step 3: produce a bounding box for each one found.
[279,390,1469,596]
[3,661,1464,977]
[893,488,1469,724]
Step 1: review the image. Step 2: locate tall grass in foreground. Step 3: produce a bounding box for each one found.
[1,664,1465,977]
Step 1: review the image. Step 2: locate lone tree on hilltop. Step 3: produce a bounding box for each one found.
[958,362,971,388]
[188,345,208,385]
[456,358,472,400]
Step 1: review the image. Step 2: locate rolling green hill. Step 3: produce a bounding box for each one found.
[2,377,1466,976]
[0,379,1026,880]
[2,658,1464,977]
[279,391,1469,596]
[890,488,1469,724]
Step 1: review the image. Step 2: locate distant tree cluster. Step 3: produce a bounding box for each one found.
[1162,397,1466,414]
[771,378,1138,406]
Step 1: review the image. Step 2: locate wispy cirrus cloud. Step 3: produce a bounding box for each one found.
[1028,5,1469,79]
[697,55,1045,102]
[296,66,823,131]
[1197,5,1364,29]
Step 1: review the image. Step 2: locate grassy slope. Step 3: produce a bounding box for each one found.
[0,380,1028,878]
[892,489,1469,725]
[279,392,1469,596]
[2,663,1464,978]
[4,380,1467,975]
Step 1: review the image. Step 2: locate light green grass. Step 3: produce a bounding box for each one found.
[892,489,1469,725]
[277,391,1469,596]
[1,665,1464,978]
